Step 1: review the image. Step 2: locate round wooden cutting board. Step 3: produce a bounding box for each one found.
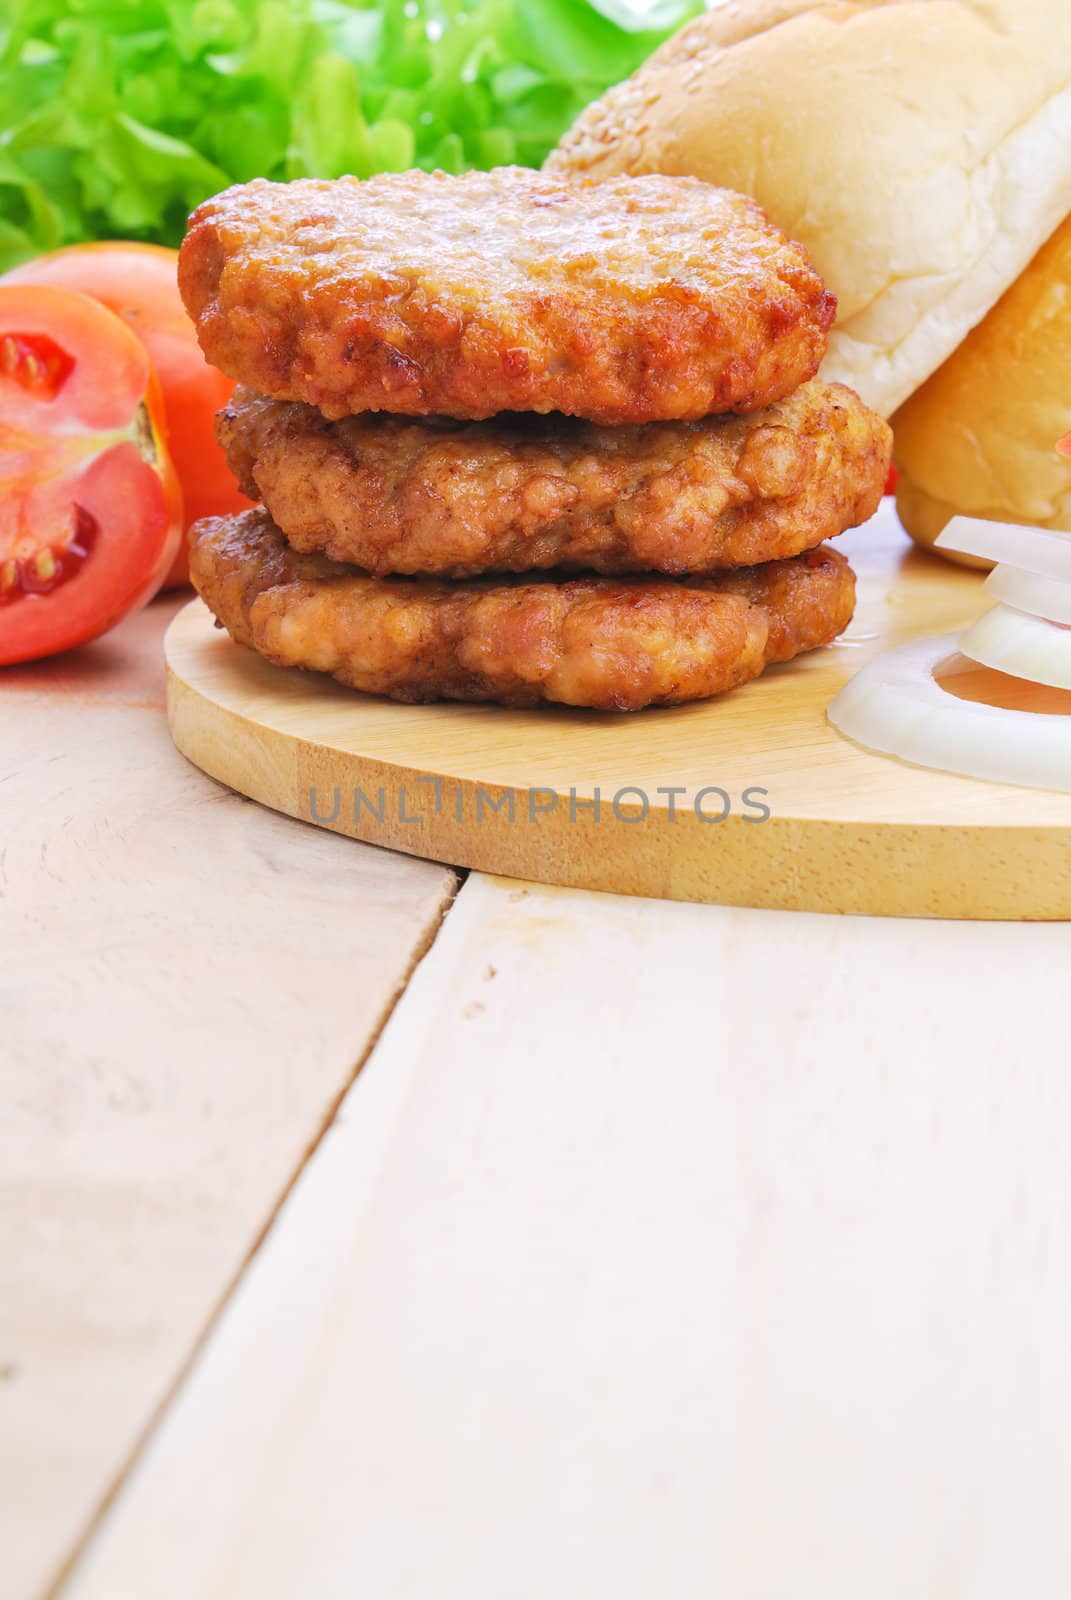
[165,503,1071,919]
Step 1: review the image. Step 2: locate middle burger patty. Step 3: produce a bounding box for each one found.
[219,379,890,579]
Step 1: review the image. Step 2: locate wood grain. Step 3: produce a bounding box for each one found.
[0,596,457,1600]
[165,504,1071,919]
[65,873,1071,1600]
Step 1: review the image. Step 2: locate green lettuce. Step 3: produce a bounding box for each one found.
[0,0,698,271]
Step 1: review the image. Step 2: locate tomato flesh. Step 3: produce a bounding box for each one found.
[0,285,181,666]
[2,242,255,587]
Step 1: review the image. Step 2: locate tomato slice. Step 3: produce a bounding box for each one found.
[0,284,182,666]
[3,243,254,588]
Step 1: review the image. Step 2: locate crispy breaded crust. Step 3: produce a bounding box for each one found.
[218,380,889,577]
[179,168,835,425]
[189,510,854,711]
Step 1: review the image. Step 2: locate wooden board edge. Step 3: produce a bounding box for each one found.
[166,657,1071,921]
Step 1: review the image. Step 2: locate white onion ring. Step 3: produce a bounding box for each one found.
[960,603,1071,689]
[983,562,1071,627]
[828,633,1071,792]
[936,516,1071,578]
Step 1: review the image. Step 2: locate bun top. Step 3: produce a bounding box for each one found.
[548,0,1071,417]
[893,209,1071,537]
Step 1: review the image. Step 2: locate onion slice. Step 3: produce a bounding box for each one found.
[984,561,1071,626]
[828,634,1071,792]
[960,603,1071,689]
[936,515,1071,578]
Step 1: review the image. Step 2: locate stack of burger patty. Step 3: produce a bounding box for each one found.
[178,168,892,711]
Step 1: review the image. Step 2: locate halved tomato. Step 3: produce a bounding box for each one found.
[3,243,253,587]
[0,284,182,666]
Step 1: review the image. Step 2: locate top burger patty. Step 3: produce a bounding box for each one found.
[179,167,835,425]
[218,379,890,577]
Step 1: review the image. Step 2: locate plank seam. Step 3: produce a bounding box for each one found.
[46,867,466,1600]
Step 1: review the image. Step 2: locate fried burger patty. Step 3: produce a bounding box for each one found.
[179,168,835,425]
[189,510,855,711]
[218,380,889,578]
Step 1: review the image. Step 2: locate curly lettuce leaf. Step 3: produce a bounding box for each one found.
[0,0,698,270]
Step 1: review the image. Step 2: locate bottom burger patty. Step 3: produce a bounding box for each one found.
[189,509,856,711]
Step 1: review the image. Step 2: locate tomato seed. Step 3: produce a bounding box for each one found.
[0,506,98,604]
[0,332,75,400]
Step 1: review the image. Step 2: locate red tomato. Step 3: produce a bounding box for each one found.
[0,284,182,666]
[3,242,252,586]
[1058,431,1071,459]
[885,462,899,496]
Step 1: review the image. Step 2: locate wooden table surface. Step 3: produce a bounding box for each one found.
[4,591,1070,1600]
